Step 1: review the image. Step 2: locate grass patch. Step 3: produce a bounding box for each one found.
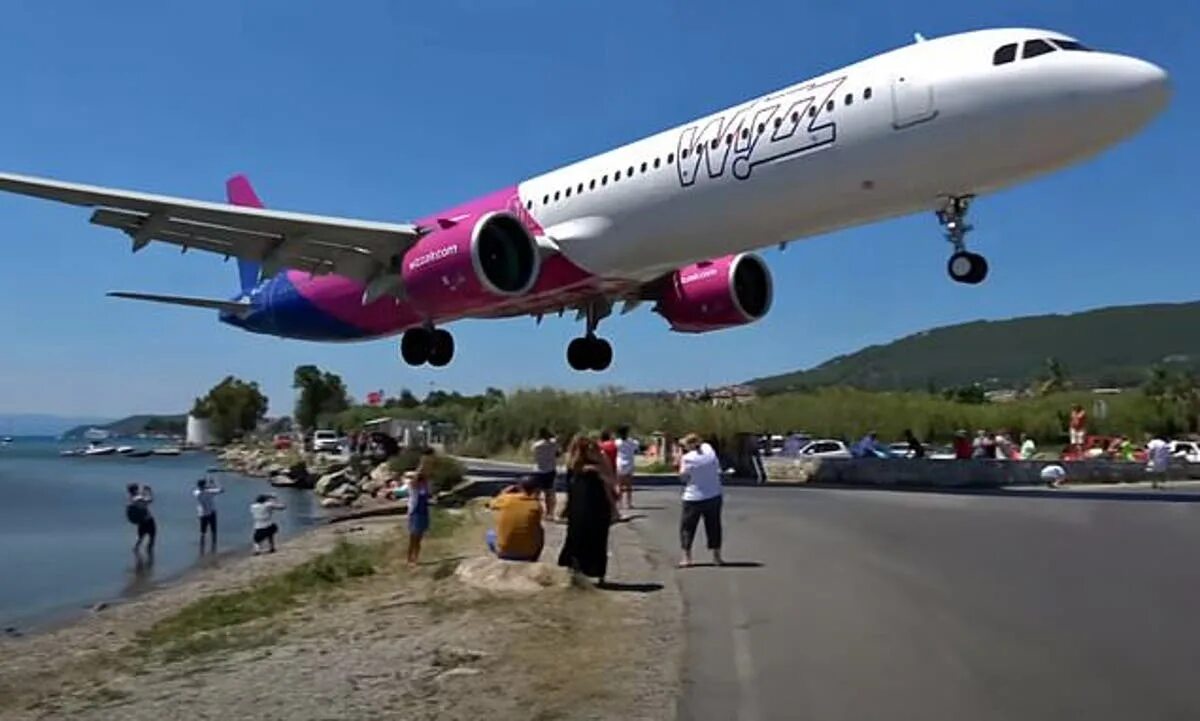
[137,539,384,660]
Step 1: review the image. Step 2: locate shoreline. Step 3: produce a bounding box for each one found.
[0,504,683,721]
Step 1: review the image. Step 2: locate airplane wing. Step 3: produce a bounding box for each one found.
[107,291,252,316]
[0,173,426,283]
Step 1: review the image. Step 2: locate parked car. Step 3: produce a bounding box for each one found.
[1169,440,1200,463]
[272,434,293,450]
[796,439,851,458]
[310,429,341,453]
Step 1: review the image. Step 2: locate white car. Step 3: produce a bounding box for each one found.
[311,430,341,453]
[1169,440,1200,463]
[796,439,851,459]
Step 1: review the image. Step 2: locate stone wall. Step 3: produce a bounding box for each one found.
[762,457,1198,488]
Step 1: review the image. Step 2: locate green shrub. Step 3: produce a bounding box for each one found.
[422,454,466,493]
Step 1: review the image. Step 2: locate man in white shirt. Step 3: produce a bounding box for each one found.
[531,428,559,520]
[677,433,724,568]
[615,425,639,510]
[250,493,287,554]
[1146,434,1171,489]
[194,477,224,553]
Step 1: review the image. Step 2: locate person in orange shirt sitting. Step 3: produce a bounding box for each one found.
[486,476,545,562]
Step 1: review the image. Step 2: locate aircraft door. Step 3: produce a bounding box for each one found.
[890,72,937,129]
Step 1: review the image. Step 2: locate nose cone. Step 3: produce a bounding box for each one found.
[1111,56,1171,115]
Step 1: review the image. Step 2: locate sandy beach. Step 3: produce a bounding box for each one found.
[0,504,682,721]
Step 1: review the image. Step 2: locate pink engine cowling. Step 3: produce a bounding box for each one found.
[654,253,773,332]
[401,211,541,315]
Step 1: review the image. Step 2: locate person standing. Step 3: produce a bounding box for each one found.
[531,428,559,521]
[953,430,972,460]
[615,425,639,510]
[250,493,286,554]
[678,433,724,568]
[1019,433,1037,460]
[1069,404,1088,449]
[598,430,619,470]
[194,477,224,553]
[126,483,156,557]
[406,450,435,566]
[1146,433,1171,489]
[903,429,925,459]
[557,437,617,584]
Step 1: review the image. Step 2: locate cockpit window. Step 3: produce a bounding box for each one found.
[1022,39,1056,59]
[1050,39,1091,52]
[993,43,1017,65]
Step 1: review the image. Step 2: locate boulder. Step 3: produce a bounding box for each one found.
[320,497,345,509]
[315,469,350,496]
[453,557,572,593]
[270,474,298,488]
[361,478,386,496]
[370,463,398,484]
[331,482,360,500]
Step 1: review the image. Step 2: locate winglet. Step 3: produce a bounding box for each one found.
[225,174,264,209]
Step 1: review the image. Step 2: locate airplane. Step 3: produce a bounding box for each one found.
[0,28,1169,372]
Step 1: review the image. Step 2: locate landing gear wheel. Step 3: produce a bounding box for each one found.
[566,336,614,372]
[427,329,455,367]
[567,337,592,371]
[400,328,431,366]
[589,338,612,371]
[947,251,988,285]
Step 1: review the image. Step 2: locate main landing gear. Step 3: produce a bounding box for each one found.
[401,327,454,367]
[937,195,988,285]
[567,302,613,372]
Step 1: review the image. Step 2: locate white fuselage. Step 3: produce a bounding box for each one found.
[518,28,1169,280]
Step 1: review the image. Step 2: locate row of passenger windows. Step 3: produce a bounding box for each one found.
[527,86,875,209]
[993,37,1091,66]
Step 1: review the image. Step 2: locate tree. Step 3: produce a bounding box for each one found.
[1037,357,1071,396]
[193,376,268,444]
[398,389,421,409]
[293,365,351,430]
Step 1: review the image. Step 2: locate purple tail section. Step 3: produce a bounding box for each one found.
[226,174,263,293]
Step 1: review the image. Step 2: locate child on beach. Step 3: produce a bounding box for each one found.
[125,483,156,557]
[250,493,286,554]
[406,450,434,567]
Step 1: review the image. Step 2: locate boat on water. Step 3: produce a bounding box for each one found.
[126,449,154,458]
[116,446,135,454]
[83,442,117,456]
[151,447,183,456]
[60,449,80,457]
[83,428,112,442]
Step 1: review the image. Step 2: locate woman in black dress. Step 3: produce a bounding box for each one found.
[558,436,617,583]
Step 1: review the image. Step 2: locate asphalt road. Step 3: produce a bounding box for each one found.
[631,485,1200,721]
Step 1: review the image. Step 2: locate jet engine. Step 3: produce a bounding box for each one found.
[653,253,773,332]
[401,211,540,314]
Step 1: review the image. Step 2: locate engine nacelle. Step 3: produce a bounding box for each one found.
[654,253,773,332]
[401,211,540,315]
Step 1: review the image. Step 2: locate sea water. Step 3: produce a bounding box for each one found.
[0,438,324,630]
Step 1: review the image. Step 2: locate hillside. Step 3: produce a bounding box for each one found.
[751,301,1200,394]
[0,414,112,437]
[61,414,186,440]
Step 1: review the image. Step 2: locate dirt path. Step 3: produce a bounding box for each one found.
[0,505,682,721]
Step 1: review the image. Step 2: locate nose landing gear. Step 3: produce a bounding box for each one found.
[938,195,988,285]
[400,327,455,367]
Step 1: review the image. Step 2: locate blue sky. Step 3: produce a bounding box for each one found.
[0,1,1193,417]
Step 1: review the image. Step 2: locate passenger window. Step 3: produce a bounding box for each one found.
[640,162,647,172]
[653,158,660,169]
[710,139,718,149]
[864,87,872,100]
[774,117,782,128]
[589,179,596,189]
[627,165,634,176]
[757,123,765,134]
[667,152,674,163]
[602,175,608,185]
[741,128,750,139]
[614,170,621,181]
[808,105,817,117]
[565,187,571,198]
[791,111,799,123]
[725,134,733,145]
[1022,39,1055,59]
[554,191,560,200]
[993,43,1017,65]
[542,195,548,205]
[526,200,532,210]
[681,149,689,159]
[577,183,583,193]
[844,93,853,106]
[826,100,834,112]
